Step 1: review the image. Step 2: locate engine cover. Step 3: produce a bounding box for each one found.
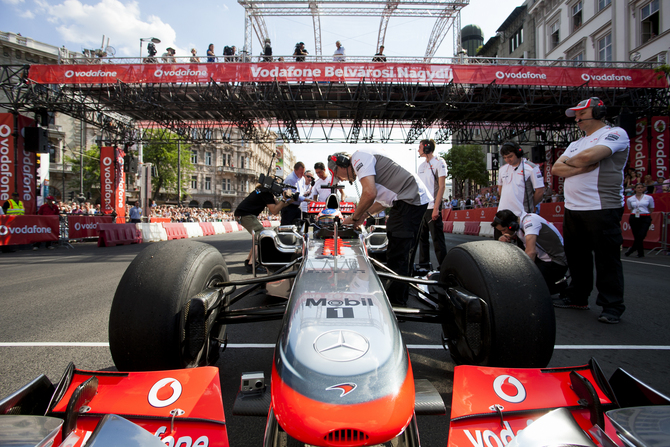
[271,235,415,446]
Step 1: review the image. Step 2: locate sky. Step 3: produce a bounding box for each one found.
[1,0,525,197]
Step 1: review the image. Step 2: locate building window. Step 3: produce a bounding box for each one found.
[509,27,523,53]
[205,177,211,190]
[571,52,584,65]
[223,179,231,191]
[190,150,198,164]
[550,21,560,49]
[572,2,582,32]
[598,0,611,12]
[598,34,612,61]
[205,151,212,166]
[191,175,198,189]
[641,0,660,44]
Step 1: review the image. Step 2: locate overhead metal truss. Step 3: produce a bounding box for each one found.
[2,64,668,146]
[238,0,469,60]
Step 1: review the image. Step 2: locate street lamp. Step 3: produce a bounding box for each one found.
[139,37,161,59]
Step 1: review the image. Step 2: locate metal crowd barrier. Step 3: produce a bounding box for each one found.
[58,214,73,249]
[648,212,669,256]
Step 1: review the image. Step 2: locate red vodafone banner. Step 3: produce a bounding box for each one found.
[17,115,37,215]
[100,146,115,214]
[539,202,565,223]
[650,116,669,180]
[630,118,649,174]
[68,215,114,239]
[115,147,126,218]
[0,113,14,202]
[0,215,59,245]
[451,207,497,222]
[28,63,668,88]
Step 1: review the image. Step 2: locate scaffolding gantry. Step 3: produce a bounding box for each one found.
[237,0,469,60]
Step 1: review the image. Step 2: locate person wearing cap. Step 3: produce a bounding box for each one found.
[34,195,59,250]
[328,149,430,306]
[333,41,346,62]
[162,47,176,63]
[3,191,24,215]
[262,38,272,62]
[551,97,630,324]
[294,42,308,62]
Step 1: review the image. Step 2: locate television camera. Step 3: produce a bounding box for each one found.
[147,42,157,58]
[258,173,298,200]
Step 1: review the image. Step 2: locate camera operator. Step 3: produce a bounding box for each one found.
[234,179,295,273]
[146,42,158,63]
[492,209,568,295]
[294,42,308,62]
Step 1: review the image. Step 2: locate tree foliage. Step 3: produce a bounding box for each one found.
[141,130,194,201]
[65,145,100,193]
[440,145,489,196]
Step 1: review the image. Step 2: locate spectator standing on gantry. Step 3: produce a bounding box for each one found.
[333,41,346,62]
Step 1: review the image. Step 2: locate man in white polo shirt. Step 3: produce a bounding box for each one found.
[551,97,629,324]
[417,139,448,269]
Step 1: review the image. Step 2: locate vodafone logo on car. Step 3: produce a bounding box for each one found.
[493,374,526,403]
[148,378,183,408]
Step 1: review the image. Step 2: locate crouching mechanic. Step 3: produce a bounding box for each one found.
[492,209,568,295]
[234,182,294,273]
[328,150,429,306]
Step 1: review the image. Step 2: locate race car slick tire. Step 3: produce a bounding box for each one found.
[109,240,229,371]
[439,240,555,368]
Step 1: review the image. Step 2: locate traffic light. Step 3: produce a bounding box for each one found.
[123,154,131,173]
[68,191,74,200]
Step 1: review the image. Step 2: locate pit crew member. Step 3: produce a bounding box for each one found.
[328,150,429,306]
[551,97,629,324]
[417,139,447,269]
[492,209,568,295]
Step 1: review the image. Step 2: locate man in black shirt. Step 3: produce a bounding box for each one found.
[235,185,292,272]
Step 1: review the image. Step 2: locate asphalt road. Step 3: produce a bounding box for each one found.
[1,231,669,446]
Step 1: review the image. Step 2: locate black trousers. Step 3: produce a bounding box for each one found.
[534,258,568,295]
[418,207,447,268]
[386,201,428,306]
[628,214,651,256]
[280,205,301,226]
[563,208,625,317]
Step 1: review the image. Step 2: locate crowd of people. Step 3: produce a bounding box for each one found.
[157,41,387,64]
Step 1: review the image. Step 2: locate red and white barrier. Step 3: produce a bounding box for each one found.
[183,222,204,238]
[136,223,168,242]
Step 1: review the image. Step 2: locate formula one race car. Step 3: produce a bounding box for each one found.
[1,196,565,446]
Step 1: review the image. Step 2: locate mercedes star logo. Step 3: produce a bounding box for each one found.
[314,330,369,362]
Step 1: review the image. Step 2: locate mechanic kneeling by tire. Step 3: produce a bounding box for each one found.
[234,182,294,273]
[492,209,568,296]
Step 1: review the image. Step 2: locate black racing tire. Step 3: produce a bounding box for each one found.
[439,240,555,368]
[109,240,228,371]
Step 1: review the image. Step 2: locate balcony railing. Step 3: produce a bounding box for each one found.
[53,54,665,69]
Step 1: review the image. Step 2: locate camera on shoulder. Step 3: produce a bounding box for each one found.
[258,173,296,198]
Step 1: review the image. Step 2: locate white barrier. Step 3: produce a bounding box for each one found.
[212,222,226,234]
[136,223,168,242]
[452,221,465,235]
[184,222,204,238]
[270,221,280,227]
[478,222,495,238]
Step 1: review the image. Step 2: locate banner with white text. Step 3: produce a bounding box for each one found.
[100,146,115,214]
[28,63,669,89]
[0,113,14,202]
[0,215,59,245]
[650,116,669,181]
[68,215,114,239]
